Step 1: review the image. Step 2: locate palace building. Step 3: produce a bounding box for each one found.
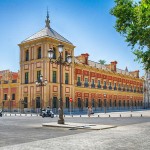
[0,12,143,113]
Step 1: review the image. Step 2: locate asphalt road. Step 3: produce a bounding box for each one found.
[0,116,150,148]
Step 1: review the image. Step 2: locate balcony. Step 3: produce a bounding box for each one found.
[97,85,101,89]
[103,86,107,89]
[84,83,89,87]
[109,86,112,90]
[77,82,82,87]
[114,87,117,90]
[118,87,121,91]
[91,84,95,88]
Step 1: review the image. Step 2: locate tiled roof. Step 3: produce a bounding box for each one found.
[22,27,72,45]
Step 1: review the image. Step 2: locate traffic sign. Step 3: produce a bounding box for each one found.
[69,98,72,102]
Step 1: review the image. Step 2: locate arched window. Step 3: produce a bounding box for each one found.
[114,83,117,90]
[36,97,40,108]
[85,98,88,107]
[24,97,28,108]
[109,82,112,90]
[37,47,41,59]
[53,48,56,59]
[103,81,107,89]
[98,99,101,107]
[53,97,58,108]
[25,50,29,61]
[66,97,69,108]
[109,99,112,107]
[65,51,68,62]
[78,98,81,108]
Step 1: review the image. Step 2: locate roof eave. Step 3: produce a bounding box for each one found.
[19,36,75,48]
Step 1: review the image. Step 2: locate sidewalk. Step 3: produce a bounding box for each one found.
[2,109,150,117]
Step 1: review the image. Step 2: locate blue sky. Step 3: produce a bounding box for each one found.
[0,0,144,76]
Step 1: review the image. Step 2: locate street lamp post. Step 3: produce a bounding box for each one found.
[48,44,72,124]
[130,96,133,112]
[2,101,5,112]
[104,93,107,113]
[35,74,47,114]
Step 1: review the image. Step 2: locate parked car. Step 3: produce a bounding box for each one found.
[0,110,2,117]
[41,109,54,118]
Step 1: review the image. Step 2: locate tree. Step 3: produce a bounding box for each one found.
[110,0,150,70]
[98,59,106,65]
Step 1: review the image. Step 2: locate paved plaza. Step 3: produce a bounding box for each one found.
[0,110,150,150]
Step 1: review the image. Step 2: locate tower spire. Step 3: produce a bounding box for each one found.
[45,8,50,28]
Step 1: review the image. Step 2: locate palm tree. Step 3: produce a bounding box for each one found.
[98,60,106,65]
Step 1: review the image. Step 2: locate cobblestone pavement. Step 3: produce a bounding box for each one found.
[0,110,150,149]
[1,120,150,150]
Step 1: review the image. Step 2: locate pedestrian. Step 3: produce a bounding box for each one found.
[87,106,91,117]
[91,106,94,115]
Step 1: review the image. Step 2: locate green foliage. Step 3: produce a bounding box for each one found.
[98,59,106,65]
[110,0,150,70]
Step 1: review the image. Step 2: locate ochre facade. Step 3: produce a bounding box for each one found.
[0,14,143,112]
[74,55,143,109]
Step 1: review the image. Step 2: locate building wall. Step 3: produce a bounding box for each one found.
[19,37,75,112]
[0,70,20,111]
[74,62,143,109]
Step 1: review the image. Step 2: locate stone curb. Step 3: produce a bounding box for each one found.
[42,122,117,130]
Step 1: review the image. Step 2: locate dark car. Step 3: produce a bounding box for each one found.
[41,109,54,118]
[0,110,2,117]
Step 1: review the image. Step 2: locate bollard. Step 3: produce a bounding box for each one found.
[80,115,81,117]
[72,115,73,117]
[98,115,99,117]
[64,115,65,117]
[109,115,110,117]
[120,114,121,117]
[31,114,32,116]
[130,114,132,117]
[141,114,142,117]
[15,114,16,116]
[10,114,11,116]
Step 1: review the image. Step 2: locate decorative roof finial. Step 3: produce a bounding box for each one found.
[45,7,50,28]
[125,66,128,72]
